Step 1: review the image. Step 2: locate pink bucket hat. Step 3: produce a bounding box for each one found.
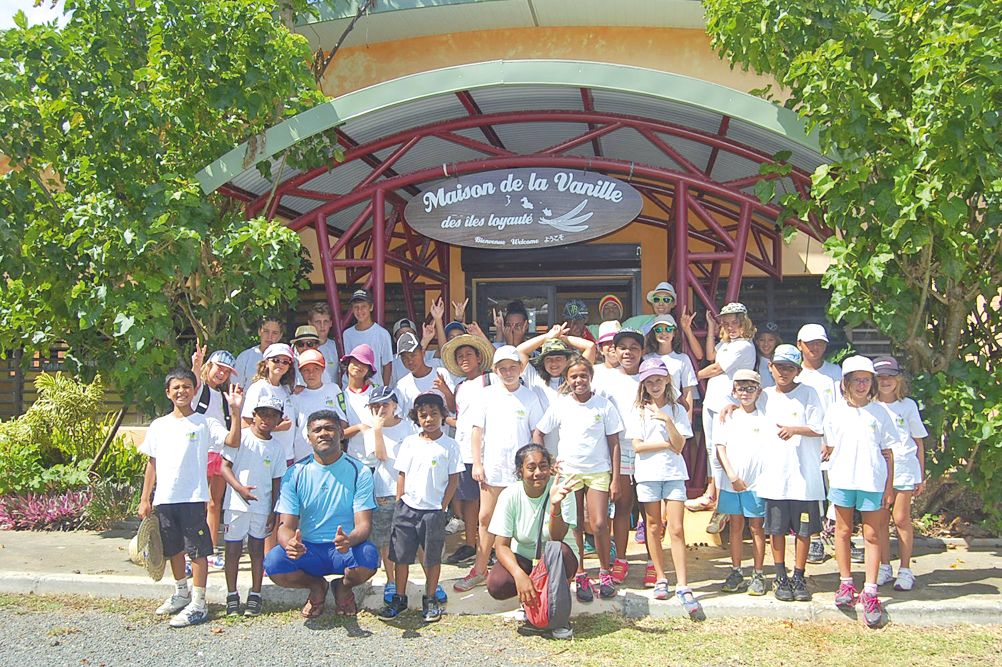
[340,343,377,375]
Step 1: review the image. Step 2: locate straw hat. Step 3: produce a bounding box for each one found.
[441,334,495,377]
[134,513,166,581]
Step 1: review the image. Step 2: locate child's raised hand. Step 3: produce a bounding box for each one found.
[191,343,206,372]
[370,412,386,430]
[430,297,446,322]
[680,309,696,331]
[452,298,469,321]
[549,473,574,505]
[224,384,244,411]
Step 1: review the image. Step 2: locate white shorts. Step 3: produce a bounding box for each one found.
[224,510,270,542]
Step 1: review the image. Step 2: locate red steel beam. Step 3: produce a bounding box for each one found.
[455,91,507,151]
[704,115,730,177]
[580,88,605,157]
[373,188,386,325]
[538,122,623,156]
[725,202,753,303]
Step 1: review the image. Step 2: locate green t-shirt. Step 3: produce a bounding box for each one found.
[487,478,577,560]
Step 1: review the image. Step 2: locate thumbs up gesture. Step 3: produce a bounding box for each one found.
[333,524,350,553]
[286,527,306,560]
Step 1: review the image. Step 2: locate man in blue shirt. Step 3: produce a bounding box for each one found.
[264,410,379,618]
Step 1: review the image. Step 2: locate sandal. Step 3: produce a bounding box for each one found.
[332,578,358,616]
[684,495,715,512]
[301,579,329,619]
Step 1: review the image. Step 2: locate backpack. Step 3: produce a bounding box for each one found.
[194,383,231,428]
[523,487,572,631]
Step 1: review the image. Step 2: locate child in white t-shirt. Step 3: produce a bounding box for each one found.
[219,396,287,617]
[824,356,898,628]
[289,349,348,462]
[642,314,699,419]
[138,368,240,628]
[533,356,622,602]
[873,356,928,592]
[381,392,463,624]
[241,343,296,466]
[627,358,701,619]
[342,289,394,386]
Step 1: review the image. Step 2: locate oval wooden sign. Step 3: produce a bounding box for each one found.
[403,168,643,250]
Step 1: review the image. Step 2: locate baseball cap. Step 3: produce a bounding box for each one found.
[492,345,521,366]
[719,302,747,316]
[797,323,829,343]
[253,396,285,414]
[733,369,761,383]
[291,325,320,342]
[444,321,467,338]
[842,355,875,375]
[348,289,372,304]
[562,299,589,320]
[396,331,420,354]
[298,349,326,369]
[207,350,236,370]
[759,321,780,335]
[646,281,677,303]
[367,385,398,406]
[771,344,802,367]
[873,356,901,376]
[263,343,295,360]
[613,328,644,347]
[644,314,677,335]
[414,390,447,412]
[637,357,669,383]
[392,318,417,338]
[538,339,572,359]
[597,320,622,345]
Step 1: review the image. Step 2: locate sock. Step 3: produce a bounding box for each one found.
[899,566,911,574]
[754,569,763,576]
[248,591,261,598]
[192,586,207,607]
[175,579,188,595]
[227,590,238,597]
[840,577,853,586]
[732,567,743,575]
[793,567,806,580]
[863,582,877,596]
[774,564,788,581]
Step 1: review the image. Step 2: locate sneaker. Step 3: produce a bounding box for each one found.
[444,517,465,535]
[422,595,442,623]
[583,534,597,556]
[893,567,916,591]
[551,626,574,640]
[435,584,448,604]
[377,594,407,620]
[774,577,794,601]
[383,581,397,605]
[705,511,728,534]
[488,549,498,567]
[748,572,769,596]
[575,573,594,603]
[791,575,812,602]
[835,581,858,609]
[653,579,670,601]
[207,553,225,568]
[635,519,646,544]
[860,590,884,628]
[721,569,747,593]
[512,606,527,623]
[225,592,240,616]
[598,570,617,599]
[643,563,657,587]
[877,563,894,586]
[445,544,477,565]
[676,589,705,621]
[806,538,826,564]
[611,558,629,584]
[850,543,865,563]
[155,591,191,616]
[244,593,262,617]
[453,567,486,592]
[169,602,209,628]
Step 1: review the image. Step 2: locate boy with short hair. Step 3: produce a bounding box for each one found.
[342,289,394,386]
[138,368,241,627]
[308,302,341,378]
[219,396,287,616]
[379,392,463,622]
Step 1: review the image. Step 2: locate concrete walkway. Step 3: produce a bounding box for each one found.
[2,515,999,626]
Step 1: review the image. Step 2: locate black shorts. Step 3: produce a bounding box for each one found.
[388,500,447,567]
[455,463,479,502]
[156,502,214,560]
[762,499,823,538]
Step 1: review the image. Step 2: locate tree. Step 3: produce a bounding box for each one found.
[0,0,330,414]
[704,0,1001,525]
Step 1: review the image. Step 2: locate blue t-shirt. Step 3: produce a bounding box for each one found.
[276,454,376,543]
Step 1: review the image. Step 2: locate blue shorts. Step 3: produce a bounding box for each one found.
[264,540,380,577]
[828,487,883,512]
[717,490,765,518]
[636,479,687,503]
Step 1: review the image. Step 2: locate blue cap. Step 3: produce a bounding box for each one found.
[367,385,398,406]
[444,321,467,337]
[772,344,802,367]
[207,350,236,370]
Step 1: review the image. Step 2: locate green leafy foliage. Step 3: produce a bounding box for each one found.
[0,0,328,413]
[704,0,1002,517]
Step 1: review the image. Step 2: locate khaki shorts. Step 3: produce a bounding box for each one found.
[566,471,612,493]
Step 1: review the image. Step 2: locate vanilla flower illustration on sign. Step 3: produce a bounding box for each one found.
[404,168,643,249]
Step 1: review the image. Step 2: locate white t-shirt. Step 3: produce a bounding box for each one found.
[757,356,776,388]
[796,362,842,415]
[714,408,768,493]
[190,384,230,453]
[233,345,264,390]
[222,431,287,514]
[754,384,826,501]
[140,413,228,506]
[824,401,898,493]
[473,383,545,487]
[342,384,377,466]
[317,339,341,379]
[390,351,439,387]
[454,373,491,463]
[535,393,623,473]
[875,398,928,487]
[662,351,699,393]
[394,433,464,510]
[363,419,417,498]
[593,369,641,466]
[241,380,295,462]
[625,402,693,483]
[395,365,456,417]
[521,363,565,455]
[342,323,393,377]
[290,383,348,462]
[703,339,756,412]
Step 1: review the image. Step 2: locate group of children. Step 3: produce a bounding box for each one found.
[139,284,927,630]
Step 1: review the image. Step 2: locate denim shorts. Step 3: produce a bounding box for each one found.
[828,487,883,512]
[717,490,765,518]
[636,479,687,503]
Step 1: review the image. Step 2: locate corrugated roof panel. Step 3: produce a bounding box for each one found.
[326,200,372,233]
[302,160,373,196]
[590,89,724,135]
[472,85,585,114]
[339,93,466,145]
[490,121,592,155]
[390,135,495,175]
[727,118,824,174]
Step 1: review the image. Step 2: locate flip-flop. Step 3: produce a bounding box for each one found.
[301,579,329,619]
[332,578,358,616]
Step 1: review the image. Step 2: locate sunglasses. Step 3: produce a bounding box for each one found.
[269,357,292,366]
[849,377,872,385]
[294,340,318,349]
[652,325,676,334]
[734,384,760,393]
[651,295,675,304]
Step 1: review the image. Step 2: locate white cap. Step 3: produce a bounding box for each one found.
[841,355,875,375]
[797,323,829,343]
[492,345,521,366]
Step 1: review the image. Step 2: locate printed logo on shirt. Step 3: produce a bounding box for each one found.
[187,431,198,442]
[593,412,602,424]
[431,460,439,467]
[516,409,526,418]
[895,415,906,427]
[325,398,336,407]
[264,458,272,467]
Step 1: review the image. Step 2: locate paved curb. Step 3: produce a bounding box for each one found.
[2,571,999,626]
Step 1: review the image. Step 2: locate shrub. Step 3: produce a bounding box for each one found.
[0,490,91,531]
[82,479,142,531]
